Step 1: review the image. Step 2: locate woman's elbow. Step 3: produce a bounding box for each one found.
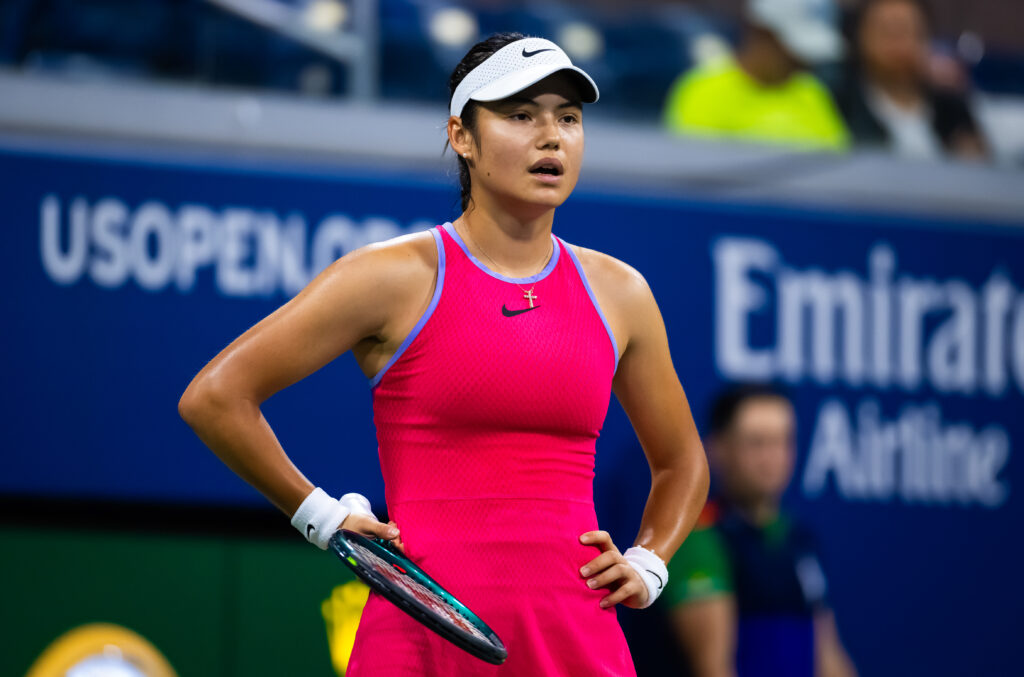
[178,377,207,427]
[653,444,709,494]
[178,373,235,428]
[697,453,711,500]
[666,443,711,501]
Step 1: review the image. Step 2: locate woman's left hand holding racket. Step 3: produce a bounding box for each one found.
[342,514,406,555]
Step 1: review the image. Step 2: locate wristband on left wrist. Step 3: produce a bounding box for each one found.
[623,545,669,609]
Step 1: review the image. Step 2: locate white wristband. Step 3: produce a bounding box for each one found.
[623,545,669,609]
[290,487,373,550]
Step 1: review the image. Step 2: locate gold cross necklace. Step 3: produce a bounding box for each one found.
[459,222,552,309]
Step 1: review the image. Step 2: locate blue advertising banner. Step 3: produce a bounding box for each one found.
[2,141,1021,676]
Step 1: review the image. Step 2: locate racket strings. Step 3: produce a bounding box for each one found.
[352,543,491,642]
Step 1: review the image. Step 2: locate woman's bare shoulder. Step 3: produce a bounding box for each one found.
[295,227,440,349]
[306,228,438,326]
[566,242,651,301]
[355,228,438,270]
[324,228,439,295]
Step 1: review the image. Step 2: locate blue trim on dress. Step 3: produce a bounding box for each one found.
[441,221,560,284]
[558,237,621,374]
[369,227,446,389]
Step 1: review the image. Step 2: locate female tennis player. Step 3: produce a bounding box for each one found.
[179,32,709,675]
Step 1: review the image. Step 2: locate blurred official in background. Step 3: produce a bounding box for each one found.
[662,0,849,151]
[661,384,857,677]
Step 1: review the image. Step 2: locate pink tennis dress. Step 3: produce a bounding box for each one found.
[345,222,637,676]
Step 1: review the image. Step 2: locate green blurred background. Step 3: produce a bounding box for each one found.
[1,524,361,676]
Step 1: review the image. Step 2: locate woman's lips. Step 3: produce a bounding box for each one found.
[528,158,564,184]
[529,158,564,175]
[530,171,563,184]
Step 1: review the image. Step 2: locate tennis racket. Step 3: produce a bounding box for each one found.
[329,529,508,665]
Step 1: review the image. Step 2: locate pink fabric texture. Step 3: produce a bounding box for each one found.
[346,223,635,676]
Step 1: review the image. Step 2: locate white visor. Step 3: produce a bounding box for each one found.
[450,37,599,118]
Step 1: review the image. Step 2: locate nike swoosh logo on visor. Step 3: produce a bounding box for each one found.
[522,48,555,58]
[502,305,540,317]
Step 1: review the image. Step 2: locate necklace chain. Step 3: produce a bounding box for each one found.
[459,222,553,308]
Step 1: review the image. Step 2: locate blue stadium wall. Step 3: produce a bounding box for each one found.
[2,140,1022,676]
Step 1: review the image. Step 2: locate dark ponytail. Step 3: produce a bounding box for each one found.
[446,32,528,212]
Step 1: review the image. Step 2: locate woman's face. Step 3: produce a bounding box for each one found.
[859,0,929,84]
[453,71,585,216]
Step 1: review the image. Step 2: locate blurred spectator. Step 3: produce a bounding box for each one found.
[660,384,857,677]
[836,0,989,161]
[662,0,849,151]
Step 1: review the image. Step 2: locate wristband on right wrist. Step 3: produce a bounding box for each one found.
[290,487,371,550]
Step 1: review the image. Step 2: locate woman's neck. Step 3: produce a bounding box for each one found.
[454,200,556,277]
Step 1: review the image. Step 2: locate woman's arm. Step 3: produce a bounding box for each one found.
[178,231,436,524]
[576,247,710,608]
[608,263,709,563]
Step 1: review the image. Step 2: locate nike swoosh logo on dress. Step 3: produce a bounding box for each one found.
[502,305,541,317]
